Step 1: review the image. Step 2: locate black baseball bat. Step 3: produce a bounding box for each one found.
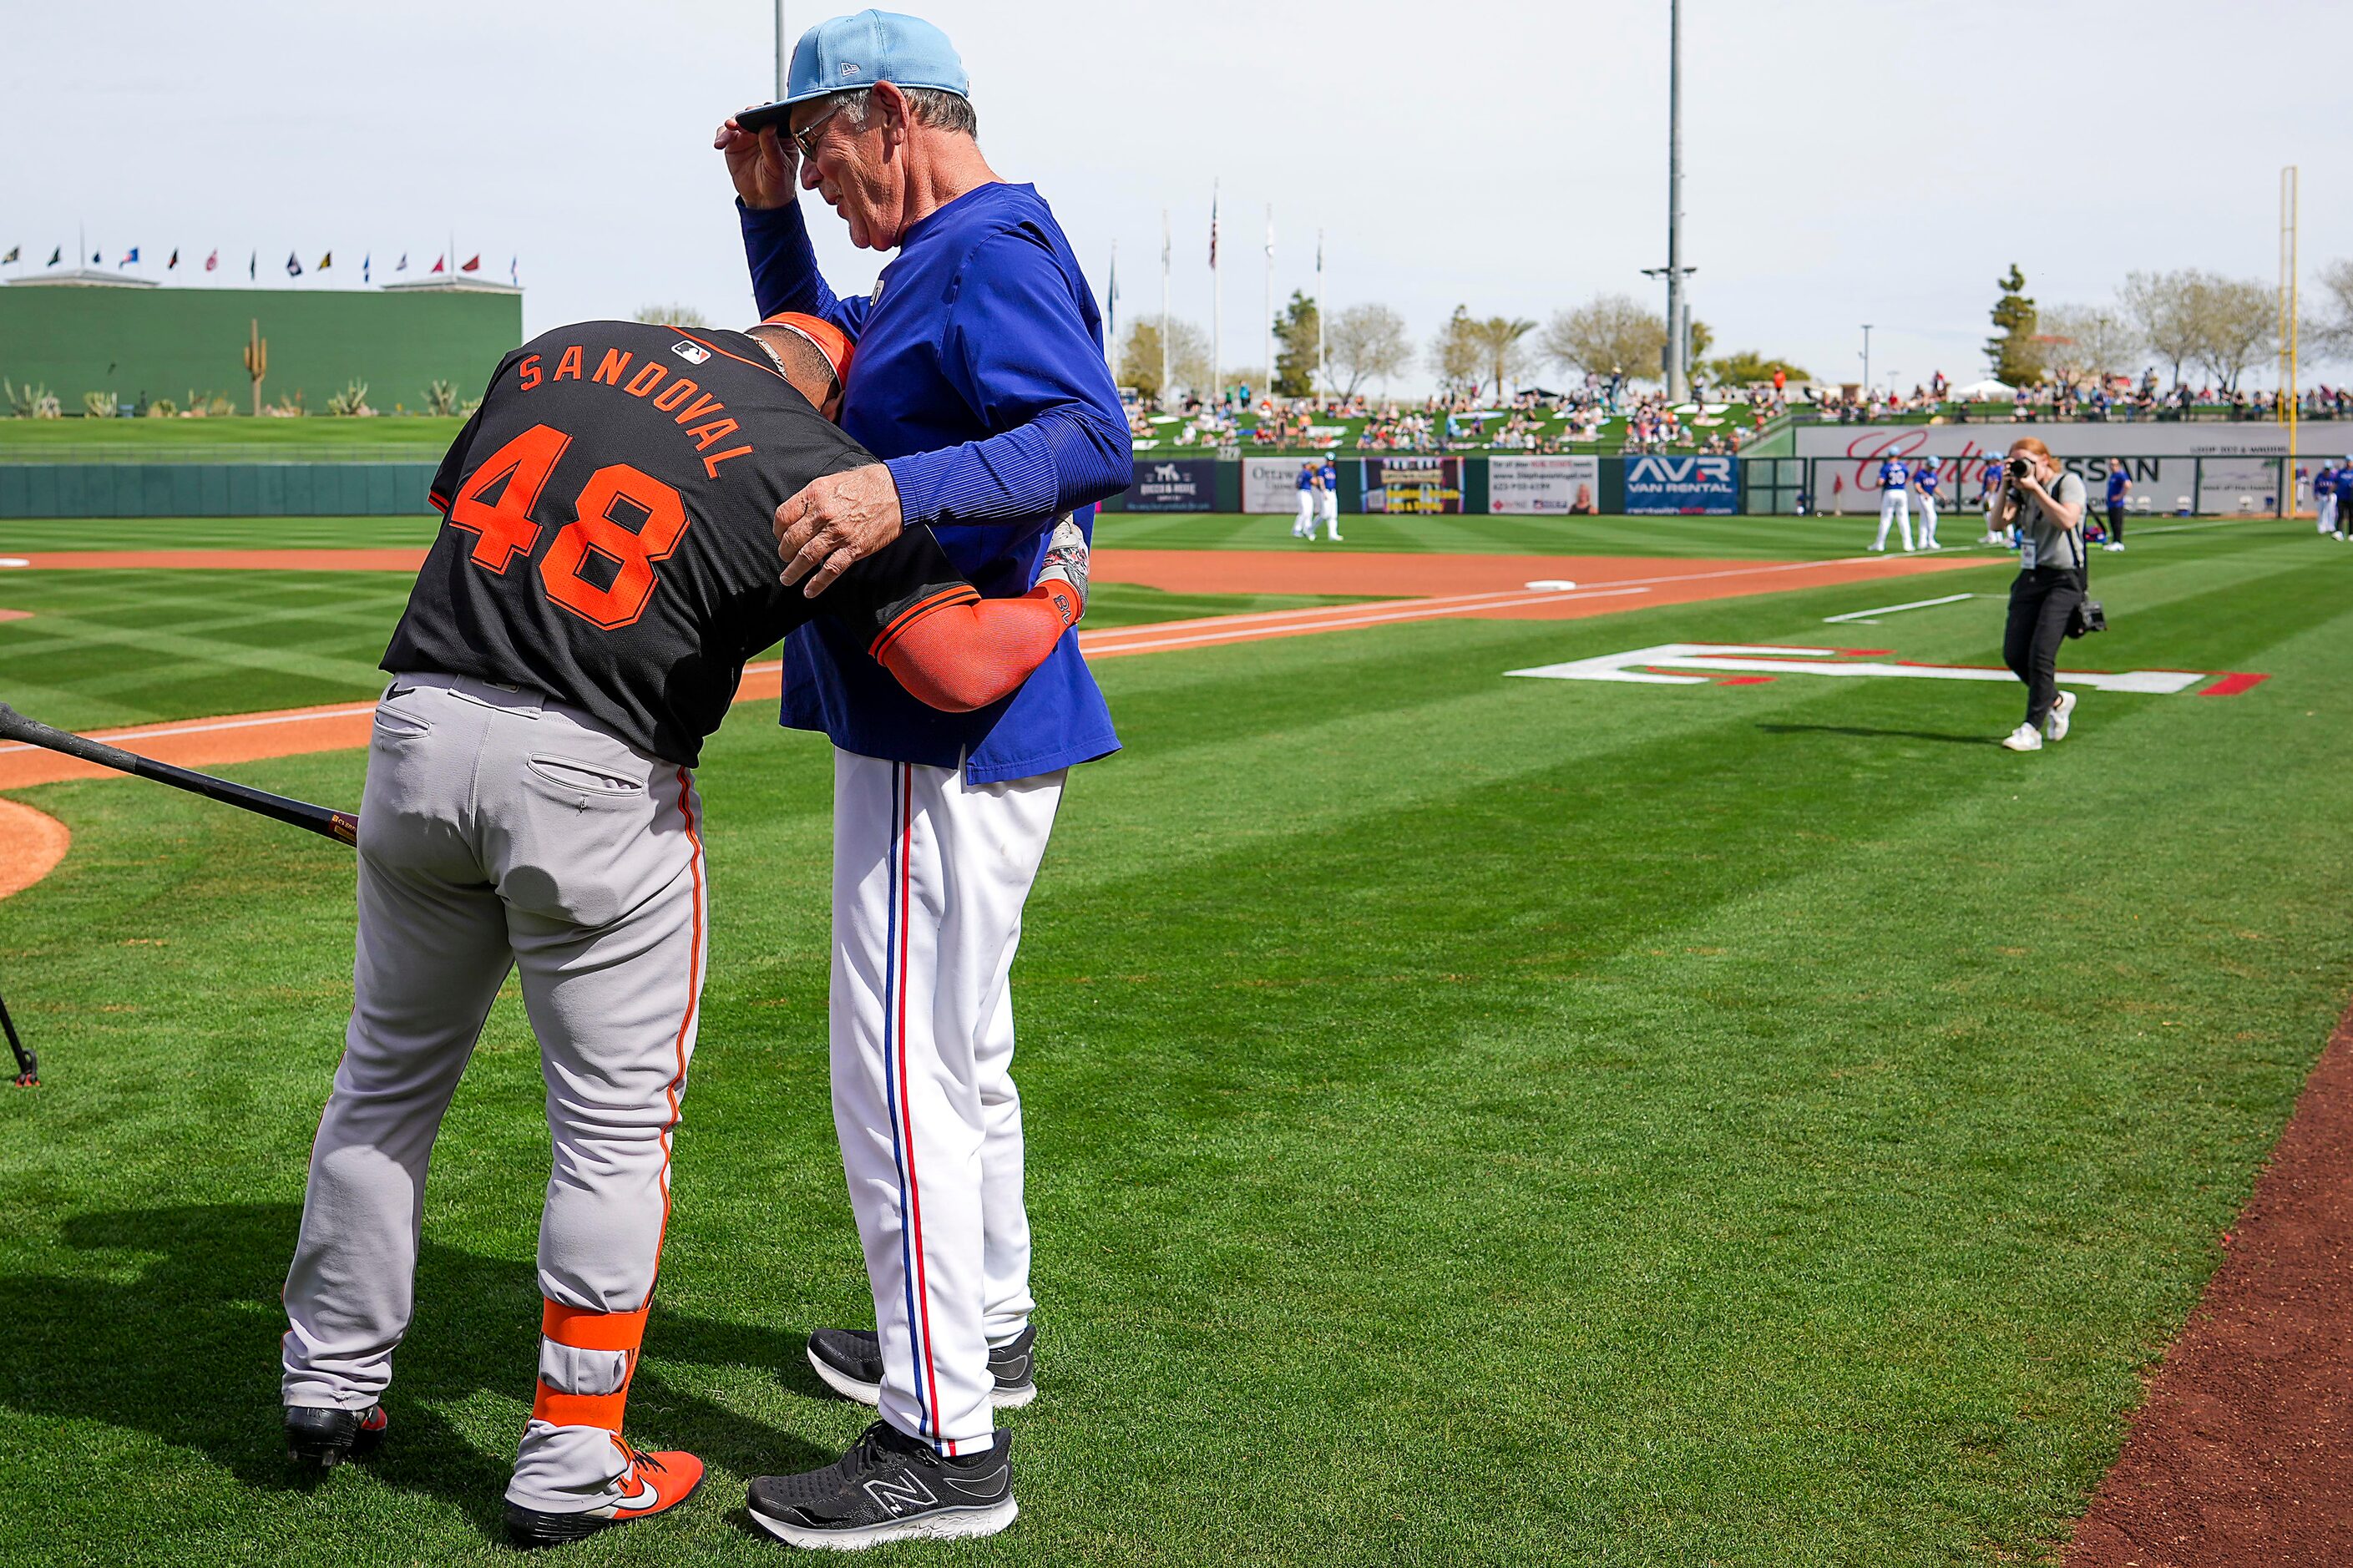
[0,702,358,847]
[0,982,35,1087]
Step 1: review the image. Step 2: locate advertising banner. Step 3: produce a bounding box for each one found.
[2196,457,2280,516]
[1363,456,1463,514]
[1622,453,1738,515]
[1126,457,1217,512]
[1242,455,1324,513]
[1488,455,1601,515]
[1798,422,2320,510]
[1809,456,2199,517]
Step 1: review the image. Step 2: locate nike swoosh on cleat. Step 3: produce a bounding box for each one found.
[611,1479,658,1512]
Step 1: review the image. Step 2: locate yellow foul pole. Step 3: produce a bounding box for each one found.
[2281,166,2300,517]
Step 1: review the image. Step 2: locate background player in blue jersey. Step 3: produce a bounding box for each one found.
[2103,459,2131,552]
[1979,456,2010,545]
[1318,454,1342,540]
[1293,457,1319,540]
[2317,463,2340,538]
[1873,454,1914,551]
[1912,458,1942,549]
[716,10,1130,1548]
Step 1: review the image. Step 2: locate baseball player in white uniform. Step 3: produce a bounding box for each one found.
[276,312,1086,1550]
[719,11,1131,1550]
[1873,455,1914,552]
[1318,454,1342,540]
[1912,458,1941,549]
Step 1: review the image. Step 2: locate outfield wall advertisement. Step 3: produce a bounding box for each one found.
[1487,455,1601,514]
[1363,457,1462,514]
[1241,456,1323,513]
[1126,458,1217,512]
[1622,453,1738,515]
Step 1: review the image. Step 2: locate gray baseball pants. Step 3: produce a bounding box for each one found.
[281,672,707,1515]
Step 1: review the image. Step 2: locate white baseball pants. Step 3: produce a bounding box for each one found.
[1916,493,1938,546]
[1319,487,1340,537]
[1295,491,1316,536]
[2320,494,2337,534]
[1875,488,1913,550]
[281,673,706,1515]
[829,748,1063,1456]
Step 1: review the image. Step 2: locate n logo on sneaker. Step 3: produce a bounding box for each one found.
[863,1473,938,1516]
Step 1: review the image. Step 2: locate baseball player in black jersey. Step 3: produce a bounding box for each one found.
[277,314,1086,1549]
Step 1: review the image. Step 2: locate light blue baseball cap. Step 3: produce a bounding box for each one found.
[785,10,968,105]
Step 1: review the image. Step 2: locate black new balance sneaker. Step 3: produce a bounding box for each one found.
[746,1422,1015,1550]
[284,1403,388,1469]
[805,1324,1037,1410]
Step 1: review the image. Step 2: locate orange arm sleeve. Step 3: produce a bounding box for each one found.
[875,580,1082,712]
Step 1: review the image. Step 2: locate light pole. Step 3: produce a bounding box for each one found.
[1860,324,1873,397]
[775,1,789,98]
[1663,0,1688,401]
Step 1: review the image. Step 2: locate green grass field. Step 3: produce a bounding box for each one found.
[0,518,2346,1565]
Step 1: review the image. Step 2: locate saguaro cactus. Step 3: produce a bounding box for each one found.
[242,320,268,417]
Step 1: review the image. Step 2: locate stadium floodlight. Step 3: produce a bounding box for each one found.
[1860,324,1873,395]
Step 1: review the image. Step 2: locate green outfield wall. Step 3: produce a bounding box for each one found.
[0,463,438,518]
[0,285,519,414]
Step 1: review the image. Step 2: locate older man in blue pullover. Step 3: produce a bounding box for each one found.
[715,11,1129,1549]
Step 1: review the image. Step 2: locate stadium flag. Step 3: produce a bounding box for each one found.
[286,251,302,276]
[1106,240,1116,365]
[1207,185,1218,268]
[509,255,519,284]
[46,247,61,266]
[362,253,371,282]
[248,250,256,280]
[1,246,17,265]
[119,247,139,266]
[90,250,99,265]
[205,250,218,271]
[396,253,408,271]
[461,254,480,272]
[431,255,445,274]
[317,250,332,271]
[167,248,179,270]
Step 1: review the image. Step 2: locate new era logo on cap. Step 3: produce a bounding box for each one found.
[782,8,969,105]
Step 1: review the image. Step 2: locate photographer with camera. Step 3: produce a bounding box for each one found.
[1993,438,2094,752]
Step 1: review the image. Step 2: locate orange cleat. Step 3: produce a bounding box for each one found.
[504,1442,705,1550]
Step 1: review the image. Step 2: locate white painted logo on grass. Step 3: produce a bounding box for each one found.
[1506,643,2238,695]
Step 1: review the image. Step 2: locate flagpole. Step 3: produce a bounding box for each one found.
[1159,210,1171,404]
[1263,205,1273,406]
[1316,228,1326,403]
[776,0,790,98]
[1210,180,1222,410]
[1106,240,1117,372]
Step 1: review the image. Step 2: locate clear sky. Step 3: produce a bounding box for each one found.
[6,0,2348,394]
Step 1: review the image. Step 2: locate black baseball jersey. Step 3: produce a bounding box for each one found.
[382,321,977,767]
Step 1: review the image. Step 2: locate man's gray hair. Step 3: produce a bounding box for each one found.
[835,85,978,139]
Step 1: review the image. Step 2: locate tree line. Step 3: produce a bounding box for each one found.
[1116,294,1808,403]
[1985,261,2353,393]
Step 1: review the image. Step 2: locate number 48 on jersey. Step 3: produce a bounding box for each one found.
[446,422,692,630]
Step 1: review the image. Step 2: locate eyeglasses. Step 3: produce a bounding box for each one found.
[789,94,863,160]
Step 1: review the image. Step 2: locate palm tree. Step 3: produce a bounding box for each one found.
[1462,316,1537,400]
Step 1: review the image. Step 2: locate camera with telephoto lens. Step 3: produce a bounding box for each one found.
[2006,455,2035,481]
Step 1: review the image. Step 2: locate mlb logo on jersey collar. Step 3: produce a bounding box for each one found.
[672,341,711,366]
